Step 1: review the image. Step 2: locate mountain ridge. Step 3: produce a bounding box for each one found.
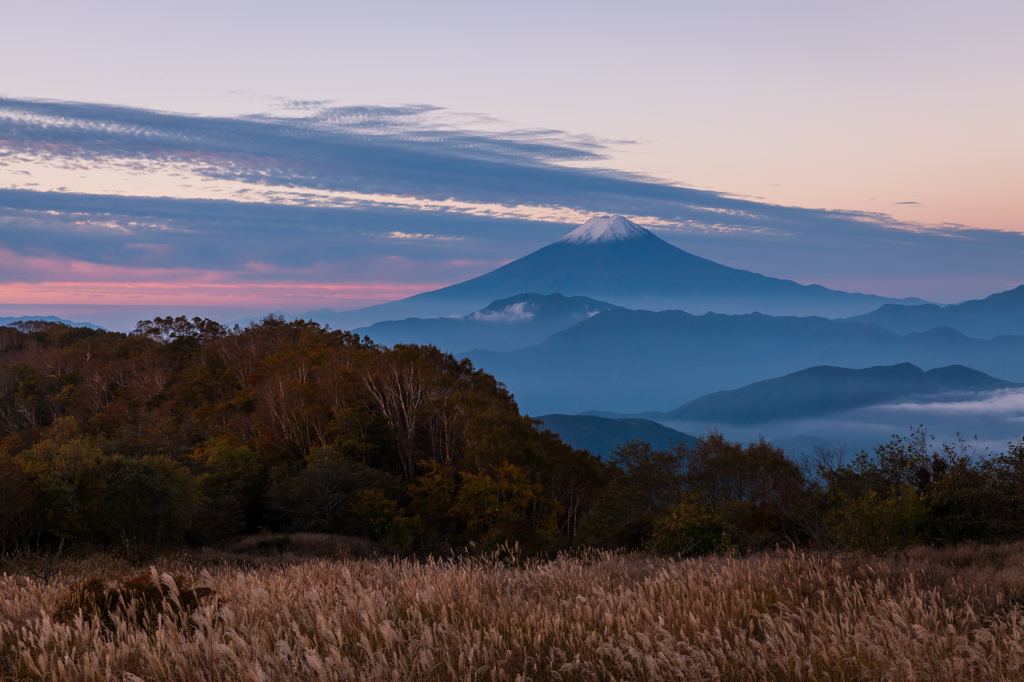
[0,316,105,330]
[660,363,1022,424]
[534,413,696,459]
[842,284,1024,339]
[304,216,926,328]
[353,292,621,353]
[463,309,1024,414]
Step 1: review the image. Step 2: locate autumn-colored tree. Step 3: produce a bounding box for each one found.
[649,496,731,557]
[680,432,806,547]
[6,319,1018,556]
[578,440,685,549]
[91,456,199,549]
[451,463,561,552]
[0,451,33,555]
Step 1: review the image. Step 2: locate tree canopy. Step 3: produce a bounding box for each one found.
[1,318,1022,557]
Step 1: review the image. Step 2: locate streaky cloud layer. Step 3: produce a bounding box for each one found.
[1,97,1022,311]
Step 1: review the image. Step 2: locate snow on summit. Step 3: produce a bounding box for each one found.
[558,216,650,244]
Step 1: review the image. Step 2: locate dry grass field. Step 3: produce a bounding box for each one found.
[4,541,1024,681]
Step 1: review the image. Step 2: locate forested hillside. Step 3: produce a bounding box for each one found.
[0,317,611,554]
[3,318,1024,559]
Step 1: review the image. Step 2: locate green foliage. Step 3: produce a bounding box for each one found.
[828,484,930,552]
[22,472,80,543]
[3,320,1023,556]
[408,460,561,552]
[649,496,732,557]
[924,458,993,543]
[352,489,419,551]
[577,440,684,549]
[0,451,33,555]
[981,437,1024,539]
[680,432,805,548]
[816,429,1023,549]
[266,448,394,534]
[406,460,459,550]
[451,463,561,552]
[191,441,253,539]
[92,456,199,549]
[13,418,104,544]
[0,318,579,551]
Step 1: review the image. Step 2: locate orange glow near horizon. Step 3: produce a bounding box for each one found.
[0,248,467,308]
[0,257,446,308]
[0,280,441,307]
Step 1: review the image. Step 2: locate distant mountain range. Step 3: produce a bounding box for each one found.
[306,216,925,328]
[0,316,104,330]
[842,285,1024,339]
[535,414,695,458]
[465,309,1024,414]
[354,293,620,353]
[657,363,1021,424]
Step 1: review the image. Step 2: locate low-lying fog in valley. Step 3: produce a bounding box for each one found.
[666,388,1024,456]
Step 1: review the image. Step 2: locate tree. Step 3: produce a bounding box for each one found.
[266,448,394,534]
[578,440,685,549]
[92,457,198,550]
[451,463,561,552]
[649,496,731,557]
[132,316,227,351]
[828,485,929,552]
[0,452,33,555]
[680,432,806,548]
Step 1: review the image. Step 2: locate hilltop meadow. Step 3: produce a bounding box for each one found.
[4,544,1024,681]
[3,317,1024,680]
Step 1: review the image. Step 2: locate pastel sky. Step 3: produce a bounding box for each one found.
[1,0,1022,327]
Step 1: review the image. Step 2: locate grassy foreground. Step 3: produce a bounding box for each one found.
[4,544,1024,681]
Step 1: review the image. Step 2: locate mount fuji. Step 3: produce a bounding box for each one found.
[309,216,925,329]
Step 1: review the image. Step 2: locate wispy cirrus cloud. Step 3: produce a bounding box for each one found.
[1,96,1023,311]
[385,231,463,241]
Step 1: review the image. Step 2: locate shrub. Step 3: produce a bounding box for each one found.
[576,439,685,550]
[455,464,561,552]
[351,489,418,551]
[649,497,731,557]
[55,568,215,629]
[828,484,929,551]
[92,456,199,549]
[266,449,395,534]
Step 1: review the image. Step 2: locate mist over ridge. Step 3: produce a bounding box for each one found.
[843,285,1024,339]
[296,214,1024,454]
[311,216,927,329]
[660,363,1022,425]
[462,308,1024,416]
[353,292,621,354]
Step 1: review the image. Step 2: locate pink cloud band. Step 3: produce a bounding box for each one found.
[0,249,442,307]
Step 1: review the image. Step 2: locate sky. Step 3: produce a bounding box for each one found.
[1,0,1022,328]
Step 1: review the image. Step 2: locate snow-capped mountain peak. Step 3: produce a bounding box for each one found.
[557,216,650,244]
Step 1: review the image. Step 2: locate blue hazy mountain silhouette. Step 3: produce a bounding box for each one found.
[659,363,1021,424]
[353,293,621,353]
[307,216,925,329]
[843,285,1024,339]
[534,414,695,459]
[0,316,104,330]
[464,309,1024,415]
